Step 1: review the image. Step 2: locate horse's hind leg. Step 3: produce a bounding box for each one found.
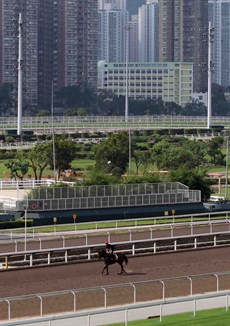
[119,263,125,274]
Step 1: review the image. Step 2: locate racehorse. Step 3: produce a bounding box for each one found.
[98,249,128,275]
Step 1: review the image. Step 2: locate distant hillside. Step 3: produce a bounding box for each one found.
[127,0,145,15]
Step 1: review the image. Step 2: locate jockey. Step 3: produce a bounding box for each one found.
[105,240,115,260]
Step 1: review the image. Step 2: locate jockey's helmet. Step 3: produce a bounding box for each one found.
[105,240,108,245]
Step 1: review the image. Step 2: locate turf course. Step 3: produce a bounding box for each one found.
[105,307,230,325]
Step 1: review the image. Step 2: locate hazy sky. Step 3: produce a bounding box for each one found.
[127,0,145,15]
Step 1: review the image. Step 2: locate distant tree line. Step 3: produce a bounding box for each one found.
[1,82,230,117]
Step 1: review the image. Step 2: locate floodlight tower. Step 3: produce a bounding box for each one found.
[207,21,214,129]
[124,23,131,123]
[17,13,23,136]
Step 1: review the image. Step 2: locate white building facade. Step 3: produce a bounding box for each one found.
[98,6,129,62]
[208,0,230,87]
[98,0,127,10]
[98,61,193,106]
[138,0,159,62]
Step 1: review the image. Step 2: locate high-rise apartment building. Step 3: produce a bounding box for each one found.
[208,0,230,87]
[98,0,127,11]
[0,0,44,107]
[129,15,139,62]
[0,0,98,110]
[159,0,208,92]
[98,2,129,62]
[138,0,159,62]
[60,0,98,90]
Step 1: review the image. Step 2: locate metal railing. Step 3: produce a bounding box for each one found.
[0,115,228,132]
[1,230,230,269]
[2,217,230,254]
[1,272,230,324]
[1,210,229,240]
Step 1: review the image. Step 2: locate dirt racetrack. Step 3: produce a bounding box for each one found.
[1,246,230,321]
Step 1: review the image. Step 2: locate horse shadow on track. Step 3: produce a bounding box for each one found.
[117,272,146,276]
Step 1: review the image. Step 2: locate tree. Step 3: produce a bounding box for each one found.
[151,137,207,171]
[46,137,76,179]
[182,99,207,116]
[133,150,151,175]
[56,85,97,111]
[206,136,225,165]
[0,83,14,116]
[94,131,130,176]
[26,143,50,180]
[5,151,29,180]
[170,167,212,201]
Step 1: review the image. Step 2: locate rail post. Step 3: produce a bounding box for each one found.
[171,226,174,237]
[62,235,65,248]
[188,277,193,296]
[4,299,10,320]
[132,244,135,255]
[13,240,18,252]
[129,229,132,242]
[193,299,197,316]
[102,287,106,307]
[160,280,165,300]
[214,235,217,247]
[3,256,8,270]
[71,291,76,312]
[85,233,88,246]
[159,304,163,322]
[65,250,68,263]
[213,273,219,292]
[174,239,177,251]
[30,254,33,266]
[37,295,42,316]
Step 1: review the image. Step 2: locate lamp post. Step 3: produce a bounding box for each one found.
[128,129,131,174]
[23,204,28,252]
[207,22,214,129]
[51,80,56,180]
[124,23,131,123]
[17,13,23,136]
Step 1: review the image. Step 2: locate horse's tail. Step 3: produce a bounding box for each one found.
[124,254,128,265]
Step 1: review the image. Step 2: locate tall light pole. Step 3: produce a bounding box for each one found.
[17,13,23,136]
[51,81,56,180]
[23,204,28,252]
[207,22,214,129]
[128,129,131,174]
[124,23,131,123]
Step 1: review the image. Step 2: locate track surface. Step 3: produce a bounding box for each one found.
[1,225,230,321]
[2,246,230,298]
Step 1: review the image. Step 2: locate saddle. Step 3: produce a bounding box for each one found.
[109,253,117,262]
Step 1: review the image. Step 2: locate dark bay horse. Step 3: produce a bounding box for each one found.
[98,249,128,275]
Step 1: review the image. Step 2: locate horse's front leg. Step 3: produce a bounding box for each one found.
[102,265,109,275]
[102,265,106,275]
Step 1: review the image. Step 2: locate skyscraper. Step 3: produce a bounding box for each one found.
[159,0,208,92]
[138,0,159,62]
[0,0,98,110]
[209,0,230,87]
[60,0,98,90]
[98,1,129,62]
[98,0,127,10]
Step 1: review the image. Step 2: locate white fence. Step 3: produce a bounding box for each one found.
[1,279,230,325]
[0,179,55,190]
[1,230,230,269]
